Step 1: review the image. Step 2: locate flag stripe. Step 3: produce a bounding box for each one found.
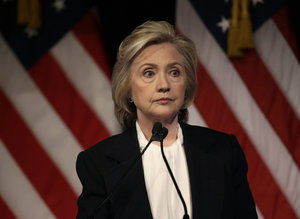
[0,90,78,218]
[0,140,56,219]
[231,50,300,168]
[0,196,16,219]
[193,62,298,219]
[256,208,265,219]
[187,104,207,127]
[51,32,121,135]
[0,35,82,195]
[254,19,300,121]
[72,11,112,79]
[272,7,300,62]
[28,52,110,148]
[176,0,300,217]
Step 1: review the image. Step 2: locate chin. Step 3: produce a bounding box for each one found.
[150,111,178,122]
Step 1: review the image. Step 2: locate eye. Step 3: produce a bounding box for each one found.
[143,70,154,78]
[170,70,180,77]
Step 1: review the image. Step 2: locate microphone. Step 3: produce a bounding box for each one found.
[159,127,190,219]
[150,121,163,142]
[89,122,164,218]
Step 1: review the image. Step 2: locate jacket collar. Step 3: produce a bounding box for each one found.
[104,125,140,163]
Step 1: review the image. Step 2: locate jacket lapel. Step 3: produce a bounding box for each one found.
[102,127,153,219]
[181,122,224,219]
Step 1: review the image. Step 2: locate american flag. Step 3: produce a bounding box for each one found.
[0,0,299,218]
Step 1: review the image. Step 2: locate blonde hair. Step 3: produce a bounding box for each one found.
[112,21,198,130]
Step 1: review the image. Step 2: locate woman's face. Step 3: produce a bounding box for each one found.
[130,43,187,123]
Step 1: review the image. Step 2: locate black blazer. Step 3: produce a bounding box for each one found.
[76,122,258,219]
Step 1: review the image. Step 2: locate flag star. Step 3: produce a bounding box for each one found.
[252,0,263,6]
[52,0,66,12]
[217,16,230,33]
[25,27,38,38]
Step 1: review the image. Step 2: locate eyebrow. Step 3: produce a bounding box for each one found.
[139,62,183,69]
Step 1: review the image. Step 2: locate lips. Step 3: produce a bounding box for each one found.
[154,97,173,104]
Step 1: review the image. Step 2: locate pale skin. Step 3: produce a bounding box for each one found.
[130,43,187,146]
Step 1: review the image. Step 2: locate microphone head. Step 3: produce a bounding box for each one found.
[152,122,162,136]
[160,127,168,139]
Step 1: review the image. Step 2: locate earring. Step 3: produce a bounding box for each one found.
[129,97,134,103]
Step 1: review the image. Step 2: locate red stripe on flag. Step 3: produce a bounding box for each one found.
[231,49,300,169]
[72,11,112,79]
[272,6,300,62]
[0,195,16,219]
[0,90,78,219]
[194,62,298,219]
[28,53,110,148]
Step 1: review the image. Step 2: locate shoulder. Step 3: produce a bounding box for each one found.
[181,122,244,160]
[181,122,248,176]
[181,122,235,144]
[76,127,137,171]
[84,127,135,155]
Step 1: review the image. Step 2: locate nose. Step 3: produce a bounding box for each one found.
[157,72,170,93]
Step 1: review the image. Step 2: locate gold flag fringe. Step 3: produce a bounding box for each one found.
[227,0,254,57]
[17,0,42,29]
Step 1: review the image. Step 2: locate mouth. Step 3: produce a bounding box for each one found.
[154,97,173,104]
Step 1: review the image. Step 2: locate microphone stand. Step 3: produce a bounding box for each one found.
[159,128,190,219]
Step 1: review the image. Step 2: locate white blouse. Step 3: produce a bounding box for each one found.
[136,122,192,219]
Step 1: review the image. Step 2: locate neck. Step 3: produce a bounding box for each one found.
[137,115,179,146]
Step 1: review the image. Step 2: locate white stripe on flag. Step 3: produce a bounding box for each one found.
[176,0,300,216]
[0,35,82,195]
[255,19,300,120]
[51,32,121,135]
[188,104,207,127]
[0,140,56,219]
[256,207,265,219]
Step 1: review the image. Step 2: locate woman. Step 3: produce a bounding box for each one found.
[76,21,258,219]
